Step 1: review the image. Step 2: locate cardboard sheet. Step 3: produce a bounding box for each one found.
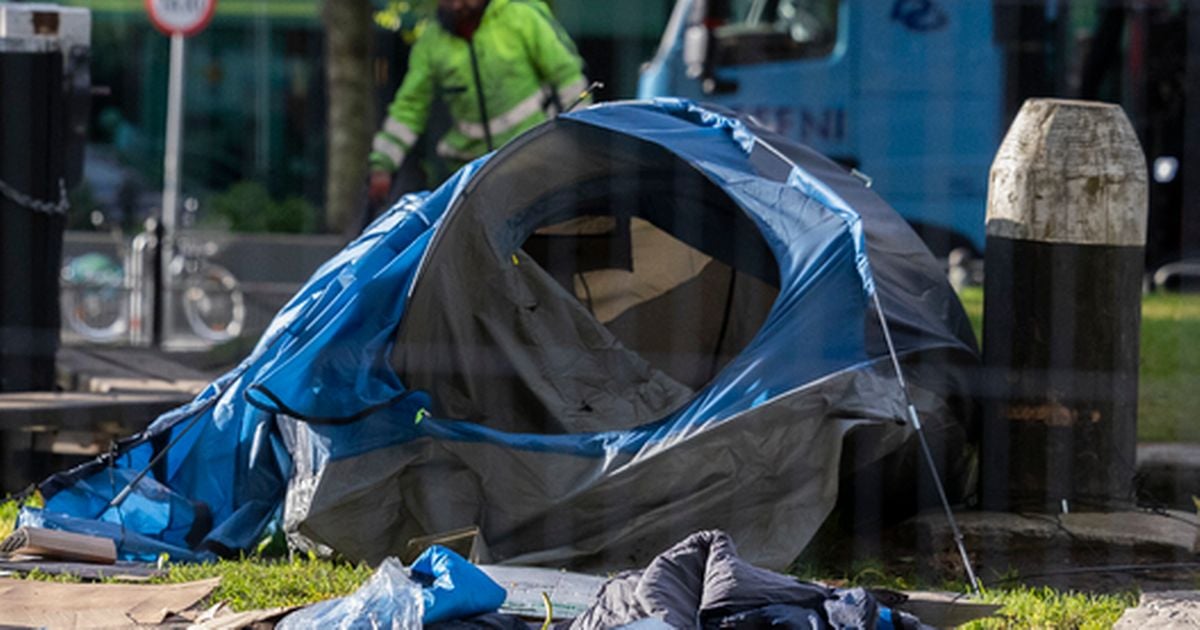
[0,576,220,628]
[190,604,300,629]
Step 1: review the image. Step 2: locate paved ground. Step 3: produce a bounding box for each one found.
[1115,591,1200,628]
[1138,442,1200,513]
[903,509,1198,593]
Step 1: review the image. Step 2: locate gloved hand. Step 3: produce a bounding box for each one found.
[369,170,393,205]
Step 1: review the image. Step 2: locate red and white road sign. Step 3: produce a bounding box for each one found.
[145,0,217,37]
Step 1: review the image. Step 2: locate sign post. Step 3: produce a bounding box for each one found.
[145,0,216,346]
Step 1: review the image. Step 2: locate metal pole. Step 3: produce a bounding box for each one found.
[150,219,164,347]
[872,291,981,596]
[157,32,185,347]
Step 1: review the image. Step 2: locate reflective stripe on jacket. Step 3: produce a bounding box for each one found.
[370,0,587,173]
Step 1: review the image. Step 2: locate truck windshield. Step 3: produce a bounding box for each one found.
[712,0,839,61]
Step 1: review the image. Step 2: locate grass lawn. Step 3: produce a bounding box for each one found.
[956,287,1200,442]
[0,499,16,543]
[964,587,1135,629]
[160,557,374,610]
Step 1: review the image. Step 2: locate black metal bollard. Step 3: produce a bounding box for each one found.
[0,39,67,392]
[980,99,1148,512]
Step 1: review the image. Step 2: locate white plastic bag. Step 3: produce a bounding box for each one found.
[277,557,423,629]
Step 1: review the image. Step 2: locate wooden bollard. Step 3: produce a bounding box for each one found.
[980,99,1147,512]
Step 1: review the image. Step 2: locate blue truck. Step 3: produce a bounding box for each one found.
[638,0,1194,267]
[638,0,1002,256]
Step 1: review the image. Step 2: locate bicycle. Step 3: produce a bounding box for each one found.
[61,250,129,342]
[60,201,246,345]
[167,233,246,343]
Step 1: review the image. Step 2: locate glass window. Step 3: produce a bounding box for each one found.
[711,0,839,65]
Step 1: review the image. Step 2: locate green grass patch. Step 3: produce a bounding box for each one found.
[1,493,40,540]
[1137,293,1200,442]
[965,586,1136,630]
[956,287,1200,442]
[13,556,373,611]
[0,499,17,540]
[958,286,984,342]
[159,556,374,610]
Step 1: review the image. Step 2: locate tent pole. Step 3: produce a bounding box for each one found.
[747,132,979,592]
[101,407,210,515]
[870,290,982,595]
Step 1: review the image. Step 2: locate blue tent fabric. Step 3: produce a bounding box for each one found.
[26,163,487,559]
[23,100,976,569]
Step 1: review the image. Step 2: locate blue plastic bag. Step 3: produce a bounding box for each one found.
[411,545,507,625]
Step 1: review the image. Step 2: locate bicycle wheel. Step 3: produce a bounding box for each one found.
[181,263,246,343]
[60,254,129,342]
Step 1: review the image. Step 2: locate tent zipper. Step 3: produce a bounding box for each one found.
[467,39,494,152]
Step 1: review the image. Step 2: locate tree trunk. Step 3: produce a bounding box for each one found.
[322,0,373,233]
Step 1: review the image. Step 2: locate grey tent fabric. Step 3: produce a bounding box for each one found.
[279,108,978,571]
[393,239,694,434]
[285,360,928,570]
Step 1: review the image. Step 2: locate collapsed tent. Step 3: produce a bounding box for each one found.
[24,99,978,570]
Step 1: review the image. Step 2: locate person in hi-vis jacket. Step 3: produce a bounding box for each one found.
[368,0,589,205]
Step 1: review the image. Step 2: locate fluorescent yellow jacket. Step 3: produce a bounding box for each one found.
[369,0,587,174]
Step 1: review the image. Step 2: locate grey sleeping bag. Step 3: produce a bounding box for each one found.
[564,530,931,630]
